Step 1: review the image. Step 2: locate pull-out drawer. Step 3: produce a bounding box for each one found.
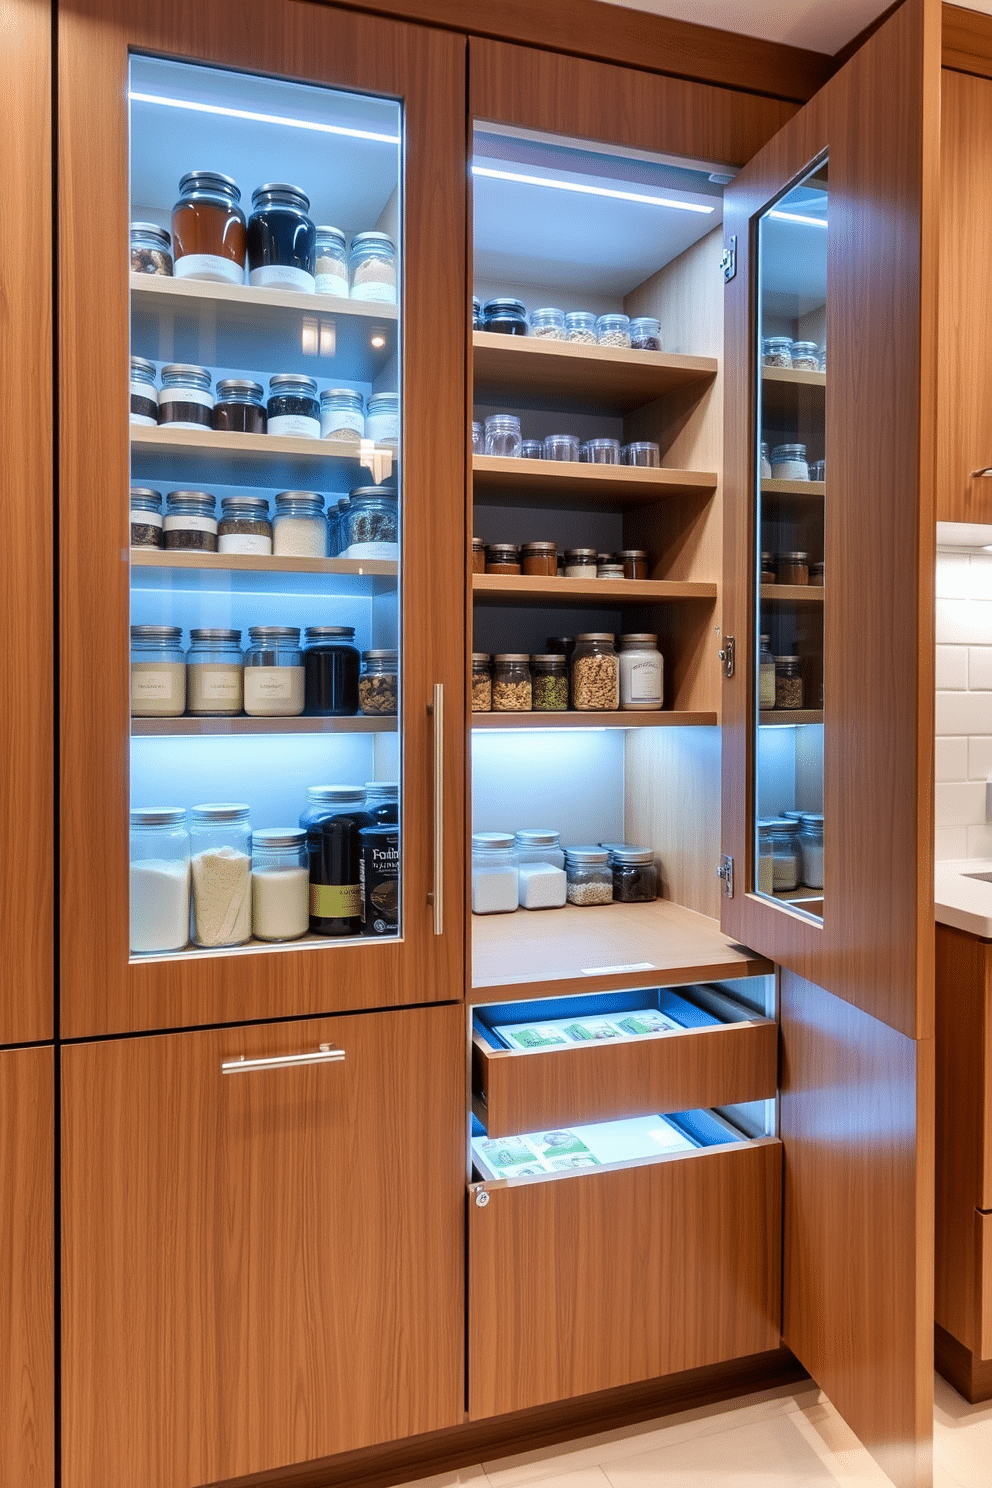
[468,1109,782,1419]
[472,981,777,1138]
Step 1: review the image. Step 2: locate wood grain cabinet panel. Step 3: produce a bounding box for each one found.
[62,1006,464,1488]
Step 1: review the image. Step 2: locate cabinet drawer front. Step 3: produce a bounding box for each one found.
[979,1209,992,1361]
[468,1138,782,1419]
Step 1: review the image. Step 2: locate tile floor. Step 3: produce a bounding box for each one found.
[400,1375,992,1488]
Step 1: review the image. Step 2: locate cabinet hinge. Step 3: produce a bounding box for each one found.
[718,635,735,678]
[717,855,734,899]
[721,235,737,282]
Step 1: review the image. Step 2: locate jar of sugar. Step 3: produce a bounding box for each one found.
[471,833,518,914]
[129,807,190,955]
[251,827,309,942]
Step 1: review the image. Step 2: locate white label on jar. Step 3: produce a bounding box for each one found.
[771,460,809,481]
[350,281,397,304]
[564,565,592,578]
[315,269,349,298]
[348,541,398,560]
[244,666,305,716]
[218,533,271,555]
[174,252,246,285]
[321,408,365,440]
[164,514,217,534]
[249,264,316,293]
[158,385,214,410]
[191,667,242,703]
[621,654,663,707]
[130,509,163,529]
[130,380,159,405]
[267,414,321,439]
[132,668,174,702]
[366,414,399,444]
[129,411,159,427]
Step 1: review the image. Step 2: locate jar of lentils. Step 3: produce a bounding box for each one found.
[530,654,568,711]
[596,313,631,348]
[530,307,566,339]
[572,633,619,711]
[564,846,613,905]
[565,310,597,344]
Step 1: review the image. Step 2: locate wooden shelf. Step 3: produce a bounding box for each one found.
[131,551,396,577]
[473,575,717,607]
[758,710,823,726]
[471,711,717,730]
[761,365,825,392]
[131,715,395,737]
[471,898,772,1001]
[761,478,825,500]
[760,584,824,604]
[473,455,717,510]
[130,426,394,489]
[760,366,825,426]
[473,331,717,414]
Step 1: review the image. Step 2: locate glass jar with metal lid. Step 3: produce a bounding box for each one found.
[364,781,399,824]
[513,829,565,870]
[130,625,185,718]
[564,310,597,344]
[791,340,820,370]
[492,655,532,712]
[530,654,568,711]
[130,221,173,276]
[189,803,252,947]
[320,387,365,443]
[314,226,349,297]
[251,827,309,942]
[299,784,366,831]
[305,786,372,936]
[617,549,649,579]
[303,626,360,716]
[521,541,557,577]
[359,650,398,715]
[246,183,316,292]
[472,296,481,330]
[186,629,243,716]
[762,336,792,368]
[521,439,543,459]
[130,356,158,427]
[158,364,213,429]
[272,492,326,557]
[596,313,631,348]
[171,171,246,284]
[810,560,824,586]
[344,487,398,558]
[760,441,772,478]
[484,414,521,458]
[759,635,776,708]
[597,561,625,580]
[619,634,663,710]
[349,231,396,303]
[163,490,217,552]
[366,392,399,447]
[572,634,619,711]
[472,536,486,574]
[472,423,484,456]
[130,488,163,549]
[530,307,566,339]
[212,379,266,434]
[564,548,597,578]
[770,443,809,481]
[778,551,809,585]
[485,543,521,575]
[622,442,660,468]
[582,438,622,465]
[609,844,658,903]
[629,316,661,351]
[267,374,320,438]
[756,819,777,894]
[129,806,190,955]
[761,551,776,584]
[767,820,800,892]
[482,297,527,335]
[564,846,613,905]
[331,496,350,557]
[544,433,580,462]
[797,813,824,889]
[472,654,492,712]
[243,626,304,717]
[217,496,271,555]
[471,833,519,914]
[774,655,804,709]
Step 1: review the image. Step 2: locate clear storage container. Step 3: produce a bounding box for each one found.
[619,633,663,710]
[778,551,810,585]
[272,492,326,557]
[472,653,492,712]
[596,313,631,348]
[629,316,661,351]
[472,422,484,456]
[163,490,217,552]
[366,391,399,447]
[364,781,399,824]
[623,442,660,468]
[482,297,527,335]
[344,487,398,558]
[472,833,518,914]
[521,439,543,459]
[158,363,213,429]
[314,226,349,297]
[617,548,649,579]
[129,488,163,549]
[130,221,173,277]
[530,307,566,339]
[243,626,304,717]
[130,625,186,718]
[186,629,243,716]
[609,844,658,903]
[485,414,522,458]
[521,541,557,577]
[759,634,776,709]
[790,340,820,370]
[349,231,397,303]
[760,441,772,478]
[251,827,309,942]
[304,626,360,716]
[130,356,158,427]
[564,548,597,578]
[129,806,190,955]
[171,170,246,284]
[530,654,569,711]
[267,374,320,438]
[189,803,252,947]
[492,654,532,711]
[774,655,804,709]
[762,336,792,368]
[320,387,365,443]
[217,496,272,555]
[770,443,809,481]
[246,182,316,292]
[768,820,800,892]
[572,633,619,711]
[212,379,266,434]
[798,813,824,889]
[564,310,597,344]
[564,846,613,905]
[359,650,398,715]
[544,433,580,462]
[306,788,373,936]
[299,784,367,831]
[581,438,621,465]
[513,829,565,869]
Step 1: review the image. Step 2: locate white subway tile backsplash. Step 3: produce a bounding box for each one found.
[936,692,992,736]
[937,645,969,690]
[969,736,992,780]
[969,647,992,690]
[935,580,992,848]
[936,736,969,782]
[966,822,992,856]
[935,597,992,647]
[936,551,972,598]
[970,553,992,600]
[935,781,988,827]
[935,825,969,861]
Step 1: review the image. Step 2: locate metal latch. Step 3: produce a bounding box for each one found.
[717,855,734,898]
[718,635,735,678]
[721,235,737,282]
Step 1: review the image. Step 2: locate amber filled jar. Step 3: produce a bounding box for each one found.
[617,550,649,580]
[171,170,246,285]
[810,561,824,586]
[472,537,486,574]
[212,379,267,434]
[521,541,557,576]
[761,552,776,585]
[485,543,521,574]
[778,551,810,585]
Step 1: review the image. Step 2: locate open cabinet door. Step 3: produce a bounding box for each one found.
[723,1,938,1484]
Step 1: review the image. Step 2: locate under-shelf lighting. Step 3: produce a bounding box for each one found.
[128,91,401,145]
[768,209,827,228]
[370,334,387,348]
[471,165,715,214]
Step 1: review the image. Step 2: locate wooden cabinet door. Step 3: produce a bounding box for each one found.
[62,1004,464,1488]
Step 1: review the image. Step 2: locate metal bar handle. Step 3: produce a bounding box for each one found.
[221,1044,345,1074]
[429,682,444,936]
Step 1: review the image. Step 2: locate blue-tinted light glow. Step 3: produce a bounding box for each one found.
[472,165,715,215]
[768,209,827,228]
[128,92,401,145]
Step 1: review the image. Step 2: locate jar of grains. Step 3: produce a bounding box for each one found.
[778,551,809,585]
[530,307,565,339]
[305,787,371,936]
[186,629,244,716]
[163,490,217,552]
[272,492,326,557]
[761,552,776,584]
[218,496,272,555]
[582,438,621,464]
[762,336,792,368]
[629,316,661,351]
[810,560,824,586]
[770,443,809,480]
[798,812,824,889]
[344,487,398,558]
[768,820,800,892]
[212,379,267,434]
[572,633,619,711]
[130,356,159,426]
[623,442,660,467]
[359,650,398,715]
[791,340,820,370]
[774,655,804,709]
[760,442,772,478]
[366,391,399,447]
[158,363,212,429]
[472,537,486,574]
[492,655,532,711]
[320,387,365,443]
[170,171,246,285]
[485,414,522,458]
[314,226,348,297]
[485,543,521,574]
[349,231,396,303]
[472,422,484,455]
[543,433,580,462]
[610,844,658,903]
[521,541,557,576]
[243,626,305,717]
[759,635,776,709]
[564,548,597,578]
[596,313,631,348]
[130,488,163,549]
[617,549,649,579]
[565,310,598,344]
[130,221,173,276]
[189,803,252,947]
[521,439,543,459]
[482,298,527,335]
[472,653,492,712]
[303,626,360,716]
[471,833,518,914]
[530,654,569,711]
[564,846,613,905]
[246,183,316,292]
[267,374,320,438]
[129,807,190,954]
[130,625,186,718]
[619,633,663,710]
[251,827,309,942]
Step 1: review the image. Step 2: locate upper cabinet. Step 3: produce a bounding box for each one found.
[58,0,466,1038]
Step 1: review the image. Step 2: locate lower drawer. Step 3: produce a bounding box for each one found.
[980,1209,992,1360]
[468,1126,782,1419]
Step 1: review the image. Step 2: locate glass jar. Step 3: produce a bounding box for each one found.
[129,807,190,955]
[217,496,272,555]
[818,344,827,372]
[299,784,366,831]
[130,356,158,427]
[485,543,521,574]
[482,298,527,335]
[623,442,660,468]
[485,414,522,458]
[521,541,557,577]
[472,537,486,574]
[810,560,824,586]
[770,443,809,481]
[344,487,398,558]
[320,387,365,443]
[760,552,776,585]
[762,336,793,368]
[610,844,658,903]
[514,830,565,870]
[314,226,349,297]
[543,434,579,463]
[171,171,246,284]
[581,438,621,465]
[617,549,649,580]
[530,654,569,711]
[364,781,399,824]
[471,834,518,914]
[186,629,243,716]
[597,562,625,580]
[472,422,484,456]
[246,183,316,292]
[564,846,613,905]
[775,655,804,709]
[158,363,212,430]
[564,310,597,344]
[619,633,663,710]
[472,296,481,330]
[130,625,186,718]
[756,820,777,894]
[596,313,630,348]
[331,497,350,557]
[306,788,372,936]
[349,231,396,303]
[130,221,173,277]
[472,653,492,712]
[629,316,661,351]
[572,633,619,711]
[768,820,800,892]
[189,803,252,947]
[521,439,543,460]
[798,813,824,889]
[267,374,320,438]
[359,823,400,936]
[778,551,810,585]
[130,488,163,549]
[250,827,309,943]
[272,492,326,557]
[760,442,772,479]
[366,391,399,447]
[791,340,820,370]
[163,490,217,552]
[564,548,597,578]
[810,459,826,482]
[758,635,776,709]
[530,307,566,339]
[243,626,304,717]
[212,379,266,435]
[303,626,360,716]
[359,650,398,715]
[492,655,532,711]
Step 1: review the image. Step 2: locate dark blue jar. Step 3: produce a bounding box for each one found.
[246,183,316,293]
[483,297,528,335]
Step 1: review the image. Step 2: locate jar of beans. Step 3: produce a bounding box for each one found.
[565,311,597,344]
[564,847,613,905]
[530,307,565,339]
[629,316,661,351]
[596,313,630,348]
[610,844,658,902]
[359,651,398,715]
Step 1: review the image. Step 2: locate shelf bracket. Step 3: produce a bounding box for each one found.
[718,635,735,678]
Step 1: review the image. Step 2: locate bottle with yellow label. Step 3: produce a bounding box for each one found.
[304,786,371,936]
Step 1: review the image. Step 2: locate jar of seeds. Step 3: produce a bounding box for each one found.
[791,340,820,370]
[359,650,398,715]
[596,313,631,348]
[349,231,396,303]
[572,633,619,711]
[775,655,803,709]
[492,655,532,711]
[564,846,613,906]
[530,307,566,339]
[629,316,661,350]
[472,653,492,712]
[314,226,348,297]
[130,488,163,549]
[762,336,792,368]
[564,310,597,344]
[218,496,272,555]
[530,654,568,711]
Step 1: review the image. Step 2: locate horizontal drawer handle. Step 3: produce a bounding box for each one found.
[221,1043,345,1074]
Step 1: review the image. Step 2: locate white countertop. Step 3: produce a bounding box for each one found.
[935,858,992,940]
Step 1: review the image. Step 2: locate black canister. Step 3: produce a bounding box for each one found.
[303,626,360,715]
[359,825,399,936]
[307,789,372,936]
[482,297,528,335]
[246,183,316,292]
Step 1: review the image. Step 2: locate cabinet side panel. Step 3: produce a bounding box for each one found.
[781,973,934,1488]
